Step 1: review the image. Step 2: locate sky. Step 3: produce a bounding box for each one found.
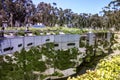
[32,0,112,14]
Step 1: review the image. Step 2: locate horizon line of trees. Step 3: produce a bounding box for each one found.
[0,0,120,30]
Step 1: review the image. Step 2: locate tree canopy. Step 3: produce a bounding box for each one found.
[0,0,119,30]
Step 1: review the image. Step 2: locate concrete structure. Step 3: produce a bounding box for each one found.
[87,32,95,45]
[0,32,112,55]
[107,32,111,42]
[54,34,80,50]
[0,34,80,55]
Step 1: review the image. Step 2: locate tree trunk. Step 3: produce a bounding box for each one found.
[10,13,13,27]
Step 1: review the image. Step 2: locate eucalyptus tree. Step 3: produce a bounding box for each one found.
[24,0,36,26]
[48,2,59,27]
[57,7,64,26]
[13,0,35,27]
[0,9,8,26]
[1,0,35,27]
[78,13,90,28]
[108,0,120,10]
[108,0,120,30]
[63,9,72,25]
[2,0,15,26]
[102,0,120,30]
[35,2,53,26]
[89,14,103,29]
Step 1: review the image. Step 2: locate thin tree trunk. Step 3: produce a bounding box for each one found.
[10,13,13,27]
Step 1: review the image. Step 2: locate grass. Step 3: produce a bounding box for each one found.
[2,26,108,35]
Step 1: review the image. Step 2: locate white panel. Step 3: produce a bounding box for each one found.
[75,41,79,48]
[88,33,95,45]
[67,42,75,49]
[54,43,61,50]
[61,42,68,50]
[1,39,11,54]
[35,36,42,46]
[68,35,75,42]
[10,37,23,53]
[54,34,80,43]
[67,41,79,49]
[61,42,67,47]
[61,46,68,50]
[1,39,10,48]
[24,36,34,49]
[48,35,54,42]
[68,46,75,49]
[74,35,80,41]
[41,36,49,44]
[107,32,111,42]
[54,35,61,43]
[61,35,69,43]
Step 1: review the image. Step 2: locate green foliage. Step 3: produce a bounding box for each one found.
[68,54,120,80]
[0,47,47,80]
[84,56,91,62]
[0,33,114,79]
[54,48,79,70]
[32,30,40,35]
[17,31,25,36]
[33,61,46,72]
[0,43,82,79]
[51,71,64,77]
[79,38,86,47]
[39,74,48,80]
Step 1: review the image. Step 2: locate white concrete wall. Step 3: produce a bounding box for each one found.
[24,36,35,49]
[107,32,111,42]
[0,37,24,54]
[10,37,23,53]
[0,34,81,54]
[1,39,11,54]
[88,33,95,45]
[34,36,42,46]
[54,34,80,50]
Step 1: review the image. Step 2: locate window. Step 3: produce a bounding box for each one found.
[46,39,50,41]
[3,47,13,52]
[18,44,22,47]
[54,44,59,47]
[67,43,75,46]
[27,43,33,46]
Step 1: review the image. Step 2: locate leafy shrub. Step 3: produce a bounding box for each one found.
[17,31,25,36]
[32,30,40,35]
[51,71,64,77]
[68,54,120,80]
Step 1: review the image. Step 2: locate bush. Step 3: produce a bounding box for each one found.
[17,31,25,36]
[67,54,120,80]
[51,71,64,77]
[32,30,40,35]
